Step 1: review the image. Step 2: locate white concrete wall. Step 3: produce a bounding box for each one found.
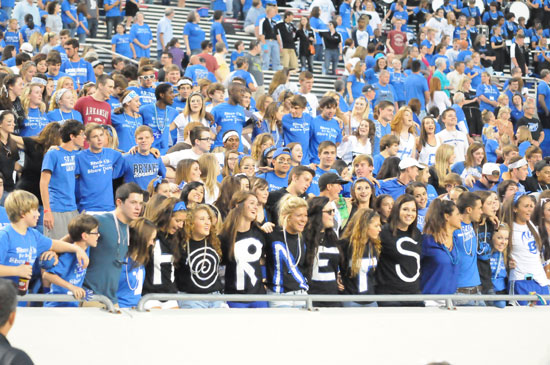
[8,306,550,365]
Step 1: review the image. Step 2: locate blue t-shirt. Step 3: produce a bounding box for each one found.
[373,82,396,105]
[537,81,550,115]
[230,69,255,87]
[183,22,205,52]
[77,13,88,35]
[44,247,90,307]
[307,167,337,196]
[485,138,498,163]
[117,258,145,308]
[107,95,121,111]
[112,33,133,58]
[373,120,392,156]
[230,51,244,72]
[104,0,121,17]
[139,104,179,154]
[111,112,143,152]
[258,170,289,192]
[339,2,351,29]
[378,178,407,200]
[308,115,343,164]
[372,154,384,177]
[0,207,9,228]
[75,148,124,212]
[210,21,227,49]
[0,225,52,285]
[211,102,246,148]
[490,251,507,292]
[60,59,96,89]
[454,221,481,288]
[390,72,406,102]
[404,73,429,110]
[122,152,166,190]
[476,83,499,113]
[4,31,20,52]
[183,64,216,85]
[20,24,42,43]
[130,23,153,58]
[46,109,83,124]
[421,234,460,294]
[346,74,365,100]
[282,113,311,165]
[61,0,77,24]
[20,108,48,137]
[127,86,156,105]
[41,147,78,212]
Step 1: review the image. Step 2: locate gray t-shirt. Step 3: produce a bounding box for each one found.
[245,52,263,86]
[83,213,128,304]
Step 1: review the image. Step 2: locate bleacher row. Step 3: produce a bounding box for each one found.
[84,0,537,98]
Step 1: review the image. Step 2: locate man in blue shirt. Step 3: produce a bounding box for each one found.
[211,82,250,148]
[229,57,257,91]
[282,94,311,164]
[309,96,343,164]
[104,0,122,38]
[537,69,550,156]
[128,65,156,105]
[157,8,174,59]
[184,56,217,85]
[139,83,179,155]
[470,163,500,192]
[40,120,85,239]
[403,60,430,113]
[379,157,423,200]
[60,38,96,90]
[211,10,228,51]
[372,100,395,156]
[75,123,125,213]
[454,191,485,305]
[307,141,338,196]
[258,147,291,192]
[339,0,351,30]
[122,125,166,190]
[373,70,398,109]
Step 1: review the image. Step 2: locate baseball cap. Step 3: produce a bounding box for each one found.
[272,147,291,160]
[399,157,424,170]
[177,78,193,88]
[482,163,500,176]
[319,172,349,191]
[20,42,33,56]
[362,84,374,93]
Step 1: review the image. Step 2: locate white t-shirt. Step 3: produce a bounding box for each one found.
[397,133,416,159]
[418,139,440,166]
[427,90,451,115]
[299,92,319,117]
[309,0,335,24]
[436,129,469,162]
[510,222,549,286]
[337,135,372,163]
[172,114,210,144]
[165,149,225,168]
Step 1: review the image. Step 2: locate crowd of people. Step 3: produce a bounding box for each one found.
[0,0,550,310]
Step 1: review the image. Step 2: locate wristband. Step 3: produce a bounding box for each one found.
[44,209,51,213]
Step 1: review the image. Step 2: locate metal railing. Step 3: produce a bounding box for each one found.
[136,293,550,312]
[17,294,116,313]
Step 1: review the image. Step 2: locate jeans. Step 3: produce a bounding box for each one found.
[324,48,339,75]
[63,22,77,38]
[232,0,243,19]
[105,16,121,38]
[227,301,268,308]
[267,289,307,308]
[178,291,227,308]
[455,286,486,306]
[300,55,313,72]
[88,17,98,38]
[314,43,324,62]
[77,33,86,44]
[262,39,281,71]
[342,300,378,307]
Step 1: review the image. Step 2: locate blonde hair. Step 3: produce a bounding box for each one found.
[391,106,416,135]
[251,133,274,162]
[433,144,455,187]
[21,83,46,114]
[49,88,77,111]
[184,204,222,257]
[4,190,39,222]
[482,125,497,140]
[198,153,221,198]
[278,195,308,231]
[341,208,380,277]
[516,125,533,143]
[497,106,511,119]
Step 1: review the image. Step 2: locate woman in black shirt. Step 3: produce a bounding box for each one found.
[375,194,423,306]
[295,16,315,72]
[339,208,382,307]
[219,192,268,308]
[0,111,20,193]
[177,204,225,308]
[303,196,341,307]
[0,74,25,133]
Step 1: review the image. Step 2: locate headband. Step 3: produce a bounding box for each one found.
[178,79,193,88]
[222,130,239,143]
[509,158,527,170]
[55,88,70,104]
[122,90,139,105]
[31,77,47,86]
[173,201,187,212]
[513,191,527,204]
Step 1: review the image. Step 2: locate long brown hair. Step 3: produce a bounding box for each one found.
[501,194,542,261]
[220,192,259,259]
[33,121,61,155]
[128,218,157,267]
[423,198,457,242]
[341,208,380,277]
[149,197,186,262]
[464,142,486,169]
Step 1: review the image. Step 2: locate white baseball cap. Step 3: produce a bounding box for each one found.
[482,163,500,176]
[399,157,424,170]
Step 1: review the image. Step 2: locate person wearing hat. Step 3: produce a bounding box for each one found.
[111,89,143,152]
[91,59,104,80]
[258,147,292,192]
[379,157,423,200]
[470,163,501,192]
[319,172,349,232]
[524,158,550,193]
[172,77,193,112]
[504,156,529,193]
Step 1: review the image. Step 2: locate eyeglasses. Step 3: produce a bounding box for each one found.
[198,137,213,142]
[140,75,155,80]
[323,209,336,215]
[88,231,100,236]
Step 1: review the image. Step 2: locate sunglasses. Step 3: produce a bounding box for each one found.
[140,75,155,80]
[323,209,336,215]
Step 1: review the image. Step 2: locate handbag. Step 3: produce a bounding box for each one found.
[309,43,315,55]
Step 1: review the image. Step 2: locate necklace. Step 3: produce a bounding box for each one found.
[125,258,139,291]
[475,222,490,255]
[460,223,474,256]
[442,240,458,265]
[186,239,208,276]
[153,105,168,134]
[59,109,74,123]
[283,229,302,269]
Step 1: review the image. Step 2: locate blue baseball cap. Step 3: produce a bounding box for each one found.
[272,147,291,160]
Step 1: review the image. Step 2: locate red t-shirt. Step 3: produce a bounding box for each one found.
[74,95,111,125]
[388,30,407,55]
